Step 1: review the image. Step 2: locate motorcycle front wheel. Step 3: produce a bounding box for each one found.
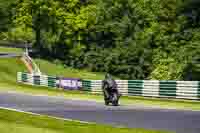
[105,100,109,105]
[112,93,119,106]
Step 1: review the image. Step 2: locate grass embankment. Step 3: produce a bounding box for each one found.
[0,47,23,53]
[35,59,107,80]
[0,108,170,133]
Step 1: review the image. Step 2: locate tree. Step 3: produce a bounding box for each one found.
[2,0,199,80]
[0,0,16,38]
[12,0,96,56]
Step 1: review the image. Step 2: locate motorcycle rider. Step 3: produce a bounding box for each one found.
[102,73,119,105]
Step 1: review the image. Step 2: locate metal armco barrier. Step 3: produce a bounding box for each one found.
[18,72,200,100]
[17,72,58,88]
[81,80,200,100]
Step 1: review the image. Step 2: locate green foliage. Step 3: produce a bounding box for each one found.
[0,0,16,38]
[9,0,96,51]
[150,57,184,80]
[0,0,199,80]
[4,27,34,43]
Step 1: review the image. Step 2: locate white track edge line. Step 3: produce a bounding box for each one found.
[0,106,92,124]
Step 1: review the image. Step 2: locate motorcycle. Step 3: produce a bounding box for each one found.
[103,86,121,106]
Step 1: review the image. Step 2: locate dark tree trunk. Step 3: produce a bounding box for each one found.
[35,27,41,50]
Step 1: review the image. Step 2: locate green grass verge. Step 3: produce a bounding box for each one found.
[35,59,118,80]
[0,58,27,83]
[0,108,170,133]
[0,47,23,53]
[0,56,200,111]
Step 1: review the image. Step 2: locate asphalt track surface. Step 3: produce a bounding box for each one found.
[0,53,21,58]
[0,92,200,133]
